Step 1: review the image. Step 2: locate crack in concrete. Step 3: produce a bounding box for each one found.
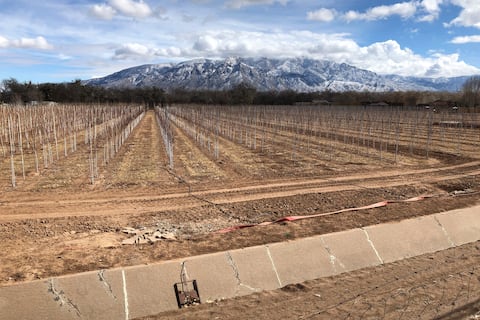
[265,246,282,288]
[225,252,260,295]
[434,215,456,247]
[47,278,81,318]
[225,252,242,295]
[362,228,384,264]
[320,237,345,273]
[98,269,116,299]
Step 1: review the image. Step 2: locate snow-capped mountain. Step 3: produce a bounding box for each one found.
[84,57,471,92]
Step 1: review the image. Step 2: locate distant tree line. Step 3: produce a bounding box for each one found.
[0,79,166,106]
[462,75,480,111]
[2,76,479,109]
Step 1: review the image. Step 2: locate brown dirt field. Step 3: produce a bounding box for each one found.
[1,108,479,318]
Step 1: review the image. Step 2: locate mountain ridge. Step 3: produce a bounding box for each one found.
[84,57,472,92]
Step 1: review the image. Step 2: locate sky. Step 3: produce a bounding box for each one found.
[0,0,480,83]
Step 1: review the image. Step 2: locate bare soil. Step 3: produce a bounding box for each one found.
[1,109,479,318]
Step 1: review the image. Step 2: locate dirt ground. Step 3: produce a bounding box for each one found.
[1,109,479,318]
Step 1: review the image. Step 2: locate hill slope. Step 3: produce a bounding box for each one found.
[85,57,471,92]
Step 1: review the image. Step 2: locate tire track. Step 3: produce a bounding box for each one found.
[0,161,478,221]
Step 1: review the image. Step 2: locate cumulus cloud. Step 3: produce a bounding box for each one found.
[423,53,479,77]
[113,43,154,59]
[351,41,479,77]
[90,0,152,19]
[310,1,444,23]
[225,0,288,9]
[109,0,152,18]
[90,4,116,20]
[0,35,52,50]
[447,0,480,28]
[418,0,443,22]
[193,35,218,52]
[421,0,443,13]
[344,2,417,21]
[450,35,480,43]
[307,8,337,22]
[153,30,479,77]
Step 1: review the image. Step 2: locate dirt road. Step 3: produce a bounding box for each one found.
[1,159,479,221]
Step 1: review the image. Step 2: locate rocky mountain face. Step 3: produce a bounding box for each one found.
[84,57,470,92]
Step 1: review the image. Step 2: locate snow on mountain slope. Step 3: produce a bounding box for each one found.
[84,57,471,92]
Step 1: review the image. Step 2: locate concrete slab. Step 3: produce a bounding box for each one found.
[267,237,335,287]
[2,206,479,320]
[180,251,239,302]
[364,215,453,263]
[0,280,75,320]
[0,269,125,320]
[228,246,282,296]
[53,269,125,320]
[435,206,480,246]
[124,261,180,319]
[320,228,382,273]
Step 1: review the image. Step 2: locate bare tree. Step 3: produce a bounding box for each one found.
[462,76,480,111]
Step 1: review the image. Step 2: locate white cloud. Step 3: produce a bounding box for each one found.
[418,0,443,21]
[423,53,479,77]
[155,46,184,57]
[113,43,154,59]
[0,35,52,50]
[421,0,443,12]
[141,30,479,77]
[307,8,337,22]
[418,13,436,22]
[450,35,480,43]
[447,0,480,28]
[104,30,480,77]
[57,53,73,60]
[91,0,152,19]
[0,36,9,48]
[352,41,479,77]
[344,2,417,22]
[109,0,152,18]
[14,37,52,49]
[193,35,218,52]
[225,0,288,9]
[90,4,116,20]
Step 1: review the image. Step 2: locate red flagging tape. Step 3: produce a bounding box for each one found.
[215,194,439,234]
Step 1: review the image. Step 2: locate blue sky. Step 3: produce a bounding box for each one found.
[1,0,479,83]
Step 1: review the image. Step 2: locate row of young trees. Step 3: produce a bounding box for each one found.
[166,104,479,169]
[2,76,480,107]
[0,104,144,187]
[154,106,175,169]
